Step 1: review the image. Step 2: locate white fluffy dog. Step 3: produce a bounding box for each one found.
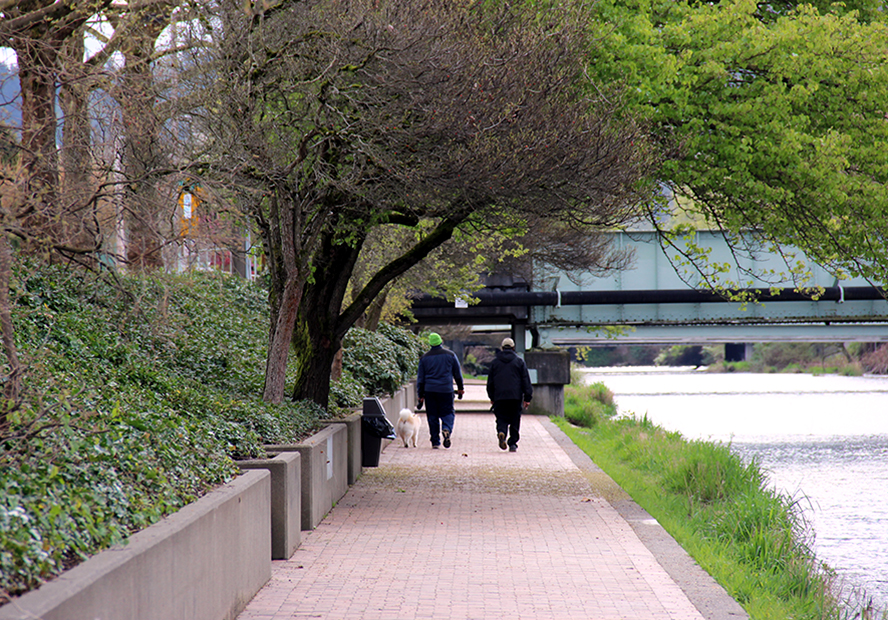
[395,408,421,448]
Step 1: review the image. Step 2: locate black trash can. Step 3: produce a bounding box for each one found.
[361,397,396,467]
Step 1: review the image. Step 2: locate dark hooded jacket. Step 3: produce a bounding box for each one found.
[486,349,533,402]
[417,345,464,398]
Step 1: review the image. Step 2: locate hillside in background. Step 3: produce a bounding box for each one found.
[0,263,326,601]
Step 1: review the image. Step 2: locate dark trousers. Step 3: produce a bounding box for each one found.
[425,391,455,446]
[493,399,522,447]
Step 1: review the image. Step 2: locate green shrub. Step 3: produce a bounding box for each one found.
[709,491,808,572]
[751,343,820,370]
[655,345,715,366]
[2,264,424,601]
[376,322,426,372]
[711,360,751,373]
[341,324,423,397]
[330,373,367,410]
[565,380,615,409]
[840,365,863,377]
[0,403,240,598]
[588,382,615,407]
[564,402,600,428]
[712,343,863,377]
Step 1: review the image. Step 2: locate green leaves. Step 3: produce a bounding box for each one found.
[340,324,423,399]
[0,263,332,601]
[589,0,888,283]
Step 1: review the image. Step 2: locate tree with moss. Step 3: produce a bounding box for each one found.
[193,0,656,406]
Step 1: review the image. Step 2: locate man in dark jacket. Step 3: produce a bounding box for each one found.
[486,337,533,452]
[416,333,464,449]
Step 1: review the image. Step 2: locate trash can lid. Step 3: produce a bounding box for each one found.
[362,397,387,417]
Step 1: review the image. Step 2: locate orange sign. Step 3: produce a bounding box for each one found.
[179,190,200,237]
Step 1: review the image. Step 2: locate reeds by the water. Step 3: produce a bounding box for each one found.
[563,379,614,428]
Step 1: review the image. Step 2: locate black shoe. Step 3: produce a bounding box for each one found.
[442,430,451,449]
[498,432,507,450]
[509,444,518,452]
[432,444,440,449]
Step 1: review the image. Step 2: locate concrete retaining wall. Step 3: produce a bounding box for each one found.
[238,452,302,560]
[0,384,419,620]
[379,381,416,422]
[0,470,272,620]
[524,350,571,384]
[322,412,362,485]
[267,423,348,530]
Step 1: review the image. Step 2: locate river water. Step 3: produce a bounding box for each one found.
[579,368,888,608]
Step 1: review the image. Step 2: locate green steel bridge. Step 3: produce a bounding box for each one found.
[411,231,888,355]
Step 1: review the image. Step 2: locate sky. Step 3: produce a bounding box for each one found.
[1,12,114,68]
[0,49,15,68]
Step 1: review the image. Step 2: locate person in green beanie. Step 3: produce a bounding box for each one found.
[416,332,464,448]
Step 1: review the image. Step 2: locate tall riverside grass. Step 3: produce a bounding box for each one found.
[563,380,614,428]
[558,381,885,620]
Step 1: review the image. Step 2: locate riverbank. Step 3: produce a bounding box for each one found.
[558,377,885,620]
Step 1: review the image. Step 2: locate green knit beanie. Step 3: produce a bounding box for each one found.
[428,332,443,347]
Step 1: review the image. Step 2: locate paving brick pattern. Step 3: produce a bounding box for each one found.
[237,404,706,620]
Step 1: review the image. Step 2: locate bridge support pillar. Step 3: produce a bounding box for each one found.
[524,349,570,417]
[725,343,753,362]
[511,322,528,354]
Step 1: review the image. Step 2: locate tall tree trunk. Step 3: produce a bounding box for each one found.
[0,228,22,428]
[59,34,100,255]
[262,275,303,403]
[260,188,312,403]
[292,216,465,407]
[362,288,388,332]
[330,349,343,383]
[120,9,171,270]
[291,319,339,409]
[11,35,61,252]
[291,234,364,408]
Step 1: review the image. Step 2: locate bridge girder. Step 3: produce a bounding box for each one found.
[408,231,888,348]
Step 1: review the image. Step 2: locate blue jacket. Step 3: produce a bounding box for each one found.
[486,349,533,402]
[417,346,464,397]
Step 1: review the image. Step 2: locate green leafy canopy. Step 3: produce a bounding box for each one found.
[588,0,888,284]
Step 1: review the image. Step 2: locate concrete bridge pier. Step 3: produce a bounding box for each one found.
[525,349,571,417]
[510,320,528,353]
[724,343,753,362]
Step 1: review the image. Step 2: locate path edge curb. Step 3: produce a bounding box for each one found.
[540,417,750,620]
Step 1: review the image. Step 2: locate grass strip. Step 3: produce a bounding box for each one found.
[557,381,881,620]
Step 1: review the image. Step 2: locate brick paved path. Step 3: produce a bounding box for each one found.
[236,408,710,620]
